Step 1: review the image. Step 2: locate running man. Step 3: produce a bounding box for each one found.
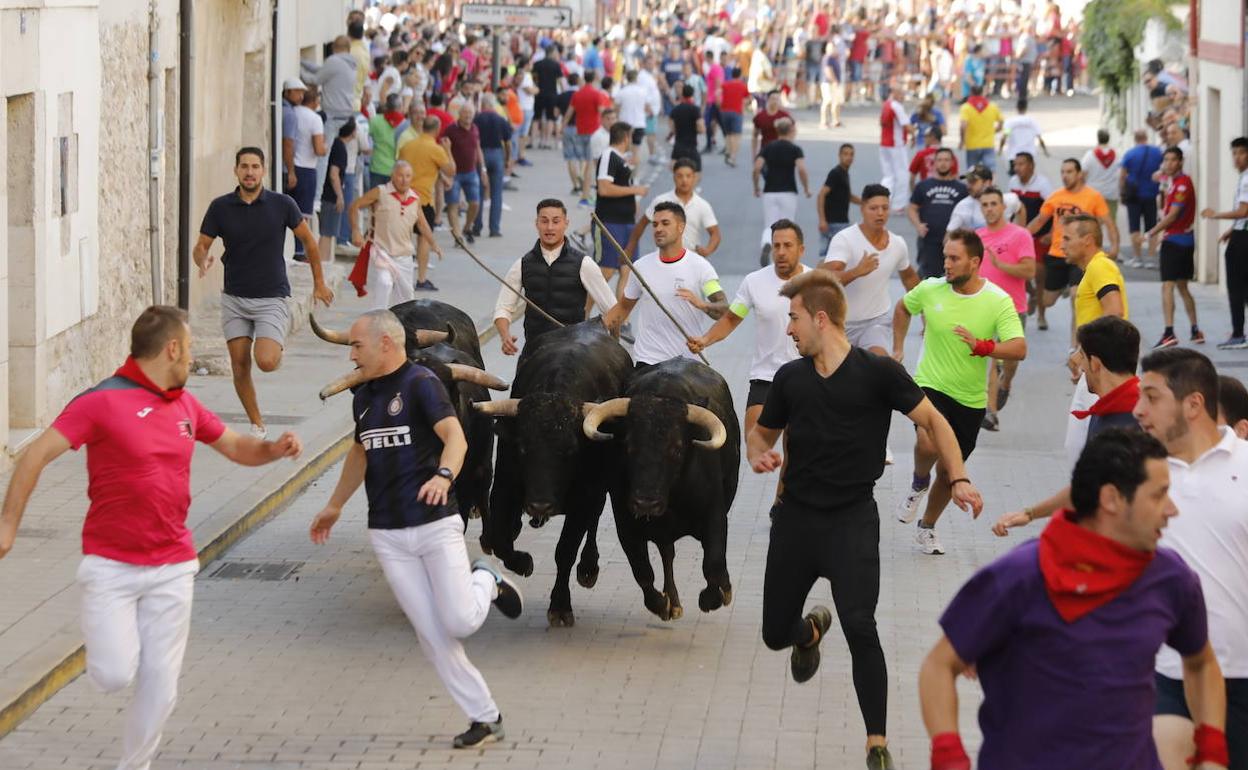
[1008,151,1055,313]
[878,85,910,213]
[349,160,443,302]
[194,146,334,438]
[919,428,1227,770]
[309,310,523,749]
[817,144,862,256]
[946,165,1022,232]
[624,158,722,259]
[0,306,303,770]
[747,270,982,770]
[1145,147,1204,348]
[893,229,1027,555]
[907,148,968,278]
[754,118,811,266]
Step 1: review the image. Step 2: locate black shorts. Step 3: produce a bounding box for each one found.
[1159,240,1195,282]
[631,127,646,146]
[1156,672,1248,769]
[534,91,558,121]
[1043,254,1085,291]
[671,144,701,171]
[921,387,985,461]
[1125,197,1158,234]
[420,204,436,229]
[747,379,771,408]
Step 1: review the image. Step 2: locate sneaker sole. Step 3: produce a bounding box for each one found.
[453,731,503,749]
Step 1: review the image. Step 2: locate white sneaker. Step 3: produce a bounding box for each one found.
[249,424,268,440]
[916,526,945,555]
[884,446,894,465]
[897,485,928,523]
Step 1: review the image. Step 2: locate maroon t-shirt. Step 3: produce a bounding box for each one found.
[442,123,481,173]
[752,109,793,148]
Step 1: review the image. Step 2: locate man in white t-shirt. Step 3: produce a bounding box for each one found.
[998,99,1047,176]
[948,165,1022,231]
[291,85,328,260]
[689,218,805,435]
[1080,129,1122,222]
[515,59,538,166]
[821,184,920,355]
[614,69,650,153]
[624,159,721,259]
[604,202,727,367]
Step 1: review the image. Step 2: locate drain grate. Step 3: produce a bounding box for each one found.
[209,561,303,581]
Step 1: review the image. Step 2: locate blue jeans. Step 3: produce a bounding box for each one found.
[474,148,506,236]
[337,171,356,244]
[966,147,995,170]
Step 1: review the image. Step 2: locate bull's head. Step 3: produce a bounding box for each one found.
[318,362,508,401]
[581,395,726,519]
[310,314,451,352]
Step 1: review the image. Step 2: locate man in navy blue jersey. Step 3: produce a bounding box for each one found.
[309,309,522,749]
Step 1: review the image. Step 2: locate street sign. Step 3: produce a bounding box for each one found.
[460,4,573,29]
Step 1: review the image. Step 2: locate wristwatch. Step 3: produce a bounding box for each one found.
[435,467,455,482]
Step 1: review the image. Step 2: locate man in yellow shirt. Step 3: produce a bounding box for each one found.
[347,11,370,110]
[959,85,1003,170]
[398,117,455,287]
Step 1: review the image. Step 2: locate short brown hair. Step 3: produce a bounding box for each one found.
[131,305,189,359]
[780,271,846,327]
[945,228,985,261]
[1063,213,1103,246]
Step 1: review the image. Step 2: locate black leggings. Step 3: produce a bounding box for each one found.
[762,498,887,736]
[1228,231,1248,338]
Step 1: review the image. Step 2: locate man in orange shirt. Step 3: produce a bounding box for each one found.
[1026,157,1120,339]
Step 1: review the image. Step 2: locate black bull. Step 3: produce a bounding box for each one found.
[582,358,740,621]
[473,319,633,627]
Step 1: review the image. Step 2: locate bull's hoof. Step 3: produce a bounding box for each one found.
[503,551,534,577]
[644,591,672,620]
[698,585,727,612]
[576,560,599,589]
[720,585,733,606]
[529,515,549,529]
[547,608,575,627]
[669,601,684,620]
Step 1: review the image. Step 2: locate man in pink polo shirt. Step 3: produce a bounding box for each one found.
[976,186,1036,433]
[0,305,302,770]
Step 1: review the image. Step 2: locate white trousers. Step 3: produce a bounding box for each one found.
[760,192,799,247]
[1065,374,1096,471]
[369,515,500,723]
[879,146,910,211]
[365,246,415,310]
[77,555,198,770]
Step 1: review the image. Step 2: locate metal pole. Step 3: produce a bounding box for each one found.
[491,26,501,90]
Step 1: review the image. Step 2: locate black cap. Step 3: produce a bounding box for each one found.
[961,164,994,182]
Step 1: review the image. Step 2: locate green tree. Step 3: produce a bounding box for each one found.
[1082,0,1180,130]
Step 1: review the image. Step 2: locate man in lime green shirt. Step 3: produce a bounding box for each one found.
[891,228,1027,554]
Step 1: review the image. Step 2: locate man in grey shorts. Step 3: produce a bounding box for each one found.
[194,146,334,437]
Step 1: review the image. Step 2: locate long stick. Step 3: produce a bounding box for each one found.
[450,232,565,329]
[592,212,710,366]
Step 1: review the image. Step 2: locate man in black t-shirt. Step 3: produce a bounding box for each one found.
[596,122,649,289]
[668,84,705,171]
[816,143,862,256]
[746,271,982,770]
[310,309,522,750]
[906,148,968,277]
[753,118,810,265]
[531,47,564,149]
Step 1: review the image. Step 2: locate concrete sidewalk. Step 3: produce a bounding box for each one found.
[0,138,581,737]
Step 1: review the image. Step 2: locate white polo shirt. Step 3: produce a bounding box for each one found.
[646,191,719,253]
[729,263,804,382]
[823,225,910,322]
[1155,428,1248,679]
[625,250,721,365]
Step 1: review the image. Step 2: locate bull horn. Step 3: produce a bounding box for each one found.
[582,398,630,441]
[448,363,509,391]
[319,369,367,400]
[414,328,449,346]
[687,404,728,450]
[309,314,350,345]
[473,398,520,417]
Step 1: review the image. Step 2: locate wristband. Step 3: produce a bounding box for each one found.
[931,732,971,770]
[950,478,971,488]
[971,338,996,357]
[1189,724,1230,768]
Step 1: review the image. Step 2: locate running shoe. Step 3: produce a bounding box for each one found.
[1153,333,1178,349]
[488,231,503,238]
[1217,336,1248,350]
[453,717,505,748]
[1191,329,1206,345]
[249,424,268,440]
[982,411,999,432]
[916,525,945,555]
[897,484,928,524]
[464,231,475,244]
[415,279,439,291]
[866,746,896,770]
[518,158,533,167]
[1037,317,1048,331]
[578,198,591,208]
[472,558,524,619]
[790,605,833,683]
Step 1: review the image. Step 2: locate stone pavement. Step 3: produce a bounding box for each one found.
[1,95,1245,769]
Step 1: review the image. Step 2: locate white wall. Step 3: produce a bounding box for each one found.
[1194,59,1243,288]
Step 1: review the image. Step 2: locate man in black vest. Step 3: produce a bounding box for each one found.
[492,198,619,355]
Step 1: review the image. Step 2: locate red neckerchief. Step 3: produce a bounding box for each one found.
[660,248,687,264]
[966,95,989,112]
[390,187,419,209]
[1072,376,1139,420]
[383,110,405,128]
[115,356,184,401]
[1093,147,1117,168]
[1038,510,1154,623]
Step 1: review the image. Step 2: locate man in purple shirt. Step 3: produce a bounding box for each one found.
[441,105,487,244]
[918,429,1229,770]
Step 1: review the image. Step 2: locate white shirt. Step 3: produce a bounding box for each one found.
[1002,115,1043,161]
[615,83,649,129]
[292,106,324,169]
[637,69,663,115]
[624,250,720,365]
[947,192,1022,232]
[518,72,536,111]
[823,225,911,322]
[493,243,618,323]
[1236,170,1248,231]
[1080,147,1122,202]
[1156,429,1248,679]
[589,127,611,162]
[1009,172,1056,201]
[731,264,803,381]
[646,191,718,253]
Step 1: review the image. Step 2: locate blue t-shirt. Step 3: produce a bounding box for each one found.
[352,362,460,529]
[199,188,301,298]
[962,58,985,97]
[940,540,1207,770]
[910,178,968,246]
[909,109,946,144]
[473,110,514,151]
[1121,144,1163,199]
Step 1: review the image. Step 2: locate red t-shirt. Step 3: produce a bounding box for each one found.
[850,30,870,62]
[721,79,749,113]
[429,108,455,136]
[909,147,961,181]
[570,85,610,135]
[1163,173,1195,235]
[52,377,226,566]
[753,109,793,147]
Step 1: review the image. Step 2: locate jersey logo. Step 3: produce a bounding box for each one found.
[361,426,412,450]
[177,419,193,439]
[136,407,153,418]
[388,394,403,416]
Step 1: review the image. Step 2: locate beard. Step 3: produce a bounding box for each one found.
[947,272,971,286]
[1163,411,1190,444]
